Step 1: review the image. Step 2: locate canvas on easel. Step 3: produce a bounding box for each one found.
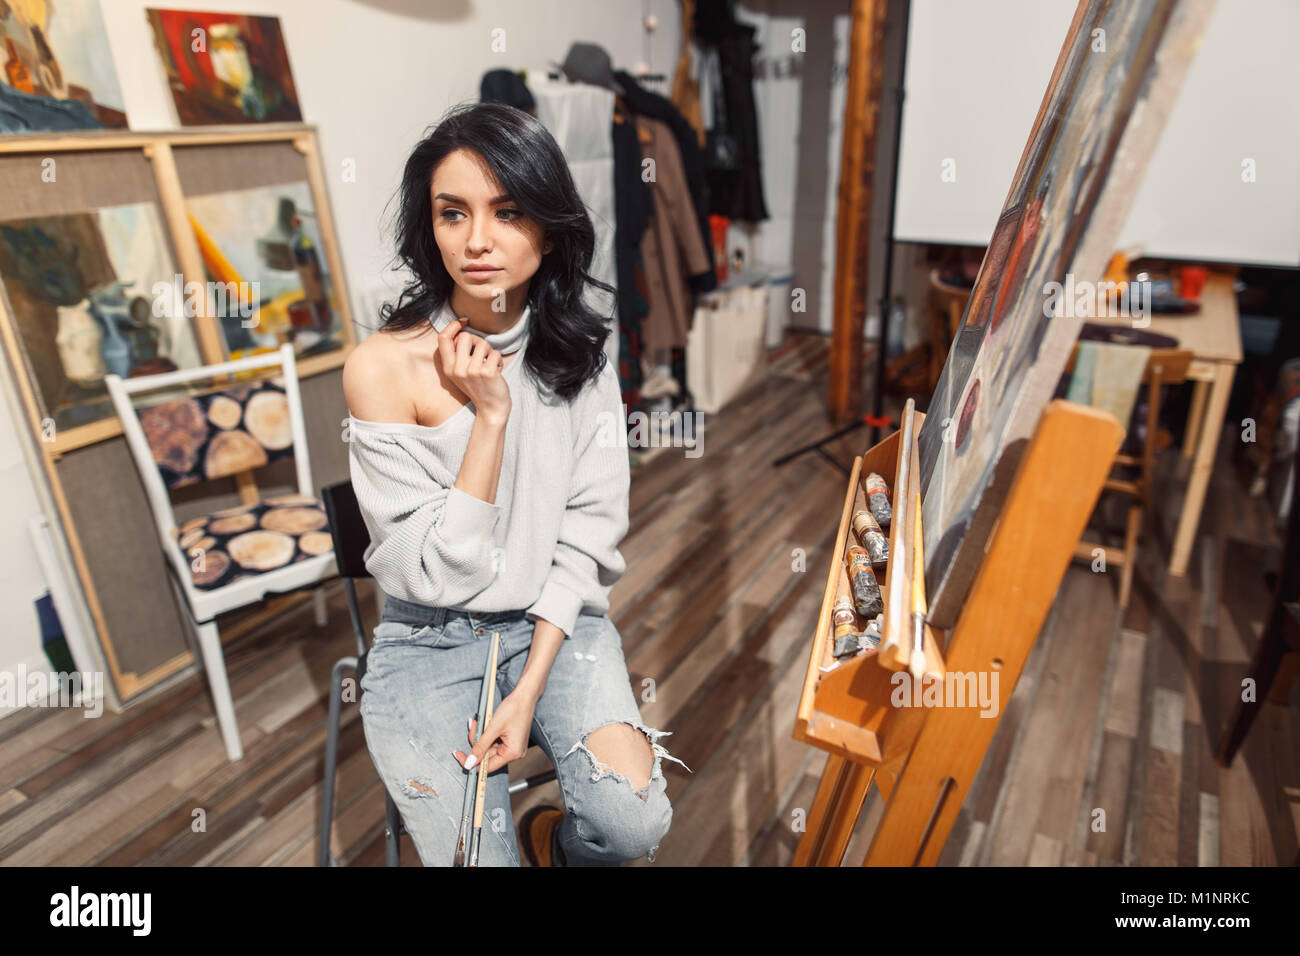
[917,0,1217,628]
[793,0,1217,867]
[0,125,356,709]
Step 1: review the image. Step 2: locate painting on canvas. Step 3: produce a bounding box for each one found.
[0,202,202,432]
[185,181,342,361]
[146,8,301,125]
[0,0,128,133]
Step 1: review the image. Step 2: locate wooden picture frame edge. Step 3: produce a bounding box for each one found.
[0,123,356,457]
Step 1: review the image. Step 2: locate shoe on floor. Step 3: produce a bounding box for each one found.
[641,367,680,400]
[519,804,564,866]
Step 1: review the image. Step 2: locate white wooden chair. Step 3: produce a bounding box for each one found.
[105,343,337,762]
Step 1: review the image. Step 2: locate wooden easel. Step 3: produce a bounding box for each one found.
[792,398,1123,865]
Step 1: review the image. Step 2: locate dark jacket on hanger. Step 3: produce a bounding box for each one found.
[612,98,653,409]
[695,0,769,223]
[613,68,717,294]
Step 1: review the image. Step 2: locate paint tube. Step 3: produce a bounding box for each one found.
[864,472,892,529]
[845,545,883,618]
[831,595,861,658]
[851,509,889,568]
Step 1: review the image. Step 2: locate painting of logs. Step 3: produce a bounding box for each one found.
[169,493,332,590]
[138,376,293,489]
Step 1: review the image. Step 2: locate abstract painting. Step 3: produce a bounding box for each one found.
[0,202,203,433]
[0,0,128,133]
[185,181,342,361]
[916,0,1216,627]
[146,9,301,125]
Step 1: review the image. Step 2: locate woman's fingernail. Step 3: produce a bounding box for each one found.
[464,754,478,770]
[468,716,474,734]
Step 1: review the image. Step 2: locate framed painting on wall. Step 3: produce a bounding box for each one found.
[0,201,203,434]
[0,0,128,133]
[145,9,302,126]
[916,0,1216,627]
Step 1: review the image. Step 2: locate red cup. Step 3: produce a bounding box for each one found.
[709,214,730,283]
[1179,266,1208,300]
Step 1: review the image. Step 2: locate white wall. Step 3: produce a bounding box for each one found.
[0,363,58,710]
[894,0,1300,267]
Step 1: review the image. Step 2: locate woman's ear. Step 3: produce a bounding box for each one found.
[543,239,553,255]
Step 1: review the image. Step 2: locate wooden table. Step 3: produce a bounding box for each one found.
[1092,273,1243,576]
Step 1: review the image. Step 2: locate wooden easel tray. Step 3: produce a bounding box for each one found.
[792,400,942,767]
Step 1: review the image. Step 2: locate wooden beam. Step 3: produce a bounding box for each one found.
[829,0,889,423]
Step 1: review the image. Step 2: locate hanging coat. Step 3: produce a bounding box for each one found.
[529,77,620,371]
[695,0,769,223]
[613,68,717,293]
[638,115,713,355]
[611,98,654,409]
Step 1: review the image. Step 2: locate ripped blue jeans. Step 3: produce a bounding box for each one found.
[358,595,691,866]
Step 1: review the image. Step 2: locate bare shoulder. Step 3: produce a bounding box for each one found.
[343,330,420,424]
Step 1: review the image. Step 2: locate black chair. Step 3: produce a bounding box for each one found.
[317,479,557,866]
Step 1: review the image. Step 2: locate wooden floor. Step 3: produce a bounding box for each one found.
[1,330,1295,866]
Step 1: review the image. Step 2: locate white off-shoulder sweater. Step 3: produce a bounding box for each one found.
[346,301,630,638]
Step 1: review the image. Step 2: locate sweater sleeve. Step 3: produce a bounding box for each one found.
[348,423,504,607]
[525,361,630,638]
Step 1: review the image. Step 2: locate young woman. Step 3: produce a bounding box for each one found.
[343,102,689,867]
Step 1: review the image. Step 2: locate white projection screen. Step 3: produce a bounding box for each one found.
[894,0,1300,267]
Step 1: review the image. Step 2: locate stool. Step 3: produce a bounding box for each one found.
[317,479,557,866]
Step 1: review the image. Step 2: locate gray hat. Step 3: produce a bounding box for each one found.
[552,42,625,95]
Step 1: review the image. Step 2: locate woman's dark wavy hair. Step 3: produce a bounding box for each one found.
[375,101,616,402]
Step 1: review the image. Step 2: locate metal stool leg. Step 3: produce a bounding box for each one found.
[318,655,356,866]
[385,792,402,866]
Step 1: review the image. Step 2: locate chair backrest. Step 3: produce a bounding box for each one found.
[103,343,314,555]
[929,268,973,338]
[1141,348,1194,386]
[320,480,372,580]
[1065,343,1195,385]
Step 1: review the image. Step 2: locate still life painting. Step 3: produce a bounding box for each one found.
[0,202,202,433]
[0,0,128,133]
[185,180,342,361]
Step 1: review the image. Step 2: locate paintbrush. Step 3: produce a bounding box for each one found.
[453,634,496,866]
[909,479,929,679]
[467,632,501,867]
[881,399,915,666]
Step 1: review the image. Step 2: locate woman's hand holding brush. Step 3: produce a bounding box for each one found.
[454,688,538,774]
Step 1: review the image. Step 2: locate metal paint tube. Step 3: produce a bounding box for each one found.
[831,594,858,628]
[831,595,861,658]
[851,509,889,568]
[845,545,883,618]
[864,472,892,529]
[833,629,863,658]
